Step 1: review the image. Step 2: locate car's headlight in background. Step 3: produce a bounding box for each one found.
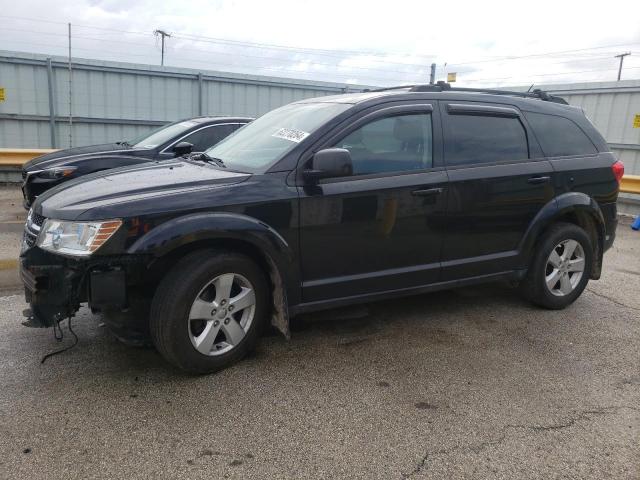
[38,166,78,180]
[37,219,122,256]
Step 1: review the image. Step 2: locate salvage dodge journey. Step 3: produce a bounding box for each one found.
[20,83,623,373]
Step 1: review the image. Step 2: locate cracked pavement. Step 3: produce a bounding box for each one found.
[0,225,638,479]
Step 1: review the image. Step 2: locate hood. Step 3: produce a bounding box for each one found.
[23,143,143,171]
[35,160,250,220]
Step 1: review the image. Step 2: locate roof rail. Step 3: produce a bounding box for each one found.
[367,81,568,104]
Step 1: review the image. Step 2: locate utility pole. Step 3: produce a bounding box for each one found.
[615,52,631,81]
[154,30,171,66]
[430,63,436,84]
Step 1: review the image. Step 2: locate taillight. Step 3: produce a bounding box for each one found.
[612,161,624,184]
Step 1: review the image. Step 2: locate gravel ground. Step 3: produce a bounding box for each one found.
[0,226,638,479]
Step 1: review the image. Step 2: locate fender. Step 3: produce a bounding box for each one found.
[519,191,605,272]
[127,212,298,337]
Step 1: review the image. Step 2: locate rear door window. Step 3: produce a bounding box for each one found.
[525,112,597,157]
[445,112,529,166]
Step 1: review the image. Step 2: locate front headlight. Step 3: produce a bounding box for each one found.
[37,219,122,256]
[38,166,78,180]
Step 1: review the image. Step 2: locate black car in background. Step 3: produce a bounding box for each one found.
[21,116,252,207]
[20,84,623,374]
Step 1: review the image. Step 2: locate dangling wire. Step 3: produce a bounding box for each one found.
[41,316,78,364]
[52,316,64,341]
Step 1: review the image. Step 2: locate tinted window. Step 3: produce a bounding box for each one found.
[446,114,528,166]
[132,120,201,149]
[182,124,243,152]
[526,112,597,157]
[334,113,433,176]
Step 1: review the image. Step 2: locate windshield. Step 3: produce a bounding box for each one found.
[130,120,201,149]
[203,102,351,172]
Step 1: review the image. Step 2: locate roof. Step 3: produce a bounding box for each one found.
[293,84,579,115]
[189,116,254,123]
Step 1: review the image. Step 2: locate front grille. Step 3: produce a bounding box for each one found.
[24,231,38,248]
[31,212,45,228]
[23,210,46,250]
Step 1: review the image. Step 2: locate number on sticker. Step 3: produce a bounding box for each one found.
[272,128,310,143]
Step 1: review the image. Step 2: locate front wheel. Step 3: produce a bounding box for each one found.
[150,250,269,374]
[520,222,593,309]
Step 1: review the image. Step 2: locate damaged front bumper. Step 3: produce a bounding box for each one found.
[20,247,148,328]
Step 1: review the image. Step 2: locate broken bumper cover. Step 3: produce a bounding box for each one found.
[20,248,148,328]
[20,258,82,327]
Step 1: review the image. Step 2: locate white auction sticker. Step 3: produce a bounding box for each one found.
[272,127,310,143]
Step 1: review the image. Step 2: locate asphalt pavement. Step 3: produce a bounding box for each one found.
[0,223,638,479]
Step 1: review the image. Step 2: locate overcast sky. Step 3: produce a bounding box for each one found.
[2,0,640,88]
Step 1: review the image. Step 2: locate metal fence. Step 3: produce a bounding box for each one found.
[537,80,640,214]
[0,50,371,149]
[540,80,640,174]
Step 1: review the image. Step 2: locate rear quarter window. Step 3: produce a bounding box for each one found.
[525,112,597,157]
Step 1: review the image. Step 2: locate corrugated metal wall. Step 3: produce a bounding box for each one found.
[2,51,639,179]
[538,80,640,213]
[542,80,640,176]
[0,50,371,148]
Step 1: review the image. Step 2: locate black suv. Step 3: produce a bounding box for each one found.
[21,116,252,207]
[20,84,623,374]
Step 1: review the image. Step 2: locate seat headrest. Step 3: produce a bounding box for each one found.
[393,117,424,143]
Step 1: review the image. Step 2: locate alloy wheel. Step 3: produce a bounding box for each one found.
[544,239,586,297]
[187,273,256,356]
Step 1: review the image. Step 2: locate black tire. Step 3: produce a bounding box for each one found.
[149,249,269,374]
[520,222,593,309]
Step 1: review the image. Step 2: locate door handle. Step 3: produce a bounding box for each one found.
[527,176,551,185]
[411,187,443,197]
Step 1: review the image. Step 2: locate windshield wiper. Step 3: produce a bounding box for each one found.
[197,152,226,168]
[116,141,131,147]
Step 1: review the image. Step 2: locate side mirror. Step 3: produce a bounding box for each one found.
[304,148,353,183]
[172,141,194,157]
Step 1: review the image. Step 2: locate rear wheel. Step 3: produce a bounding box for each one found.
[150,250,269,374]
[520,222,593,309]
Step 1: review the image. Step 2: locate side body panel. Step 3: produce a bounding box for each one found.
[548,152,619,245]
[120,171,302,305]
[296,101,448,302]
[439,101,557,280]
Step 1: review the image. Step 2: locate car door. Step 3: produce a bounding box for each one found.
[298,103,448,303]
[439,102,555,281]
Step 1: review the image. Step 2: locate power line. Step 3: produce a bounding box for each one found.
[4,25,639,85]
[460,64,640,84]
[1,14,640,86]
[4,35,640,87]
[0,38,414,84]
[446,42,640,67]
[446,54,634,77]
[0,15,439,66]
[0,26,432,76]
[5,14,640,71]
